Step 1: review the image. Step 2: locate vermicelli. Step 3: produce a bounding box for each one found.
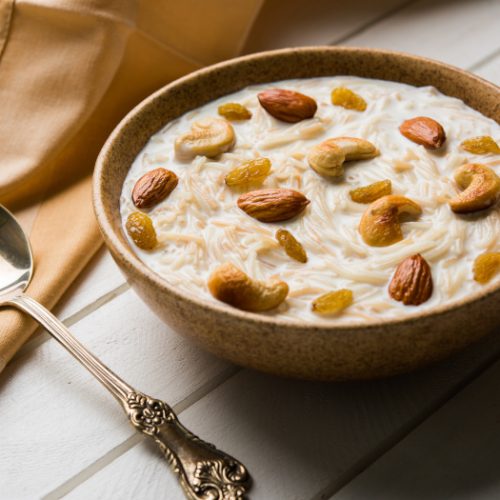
[121,76,500,322]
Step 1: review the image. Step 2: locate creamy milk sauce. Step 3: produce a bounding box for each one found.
[121,76,500,322]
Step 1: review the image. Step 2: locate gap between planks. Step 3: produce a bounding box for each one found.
[29,3,500,498]
[328,0,418,45]
[468,46,500,73]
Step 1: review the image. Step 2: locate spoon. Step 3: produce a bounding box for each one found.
[0,204,251,499]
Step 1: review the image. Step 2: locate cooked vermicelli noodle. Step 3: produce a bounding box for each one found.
[121,77,500,322]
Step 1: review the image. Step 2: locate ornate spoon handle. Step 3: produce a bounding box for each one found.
[6,294,251,499]
[125,391,250,499]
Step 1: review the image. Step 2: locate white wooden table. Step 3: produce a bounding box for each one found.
[1,1,500,498]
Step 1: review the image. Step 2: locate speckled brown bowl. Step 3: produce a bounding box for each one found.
[94,47,500,381]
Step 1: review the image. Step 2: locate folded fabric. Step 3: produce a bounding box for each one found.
[0,0,264,372]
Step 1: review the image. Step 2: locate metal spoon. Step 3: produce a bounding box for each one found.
[0,204,251,499]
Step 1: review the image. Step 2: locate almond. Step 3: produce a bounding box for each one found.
[132,168,178,209]
[257,89,317,123]
[237,188,310,222]
[399,116,446,149]
[389,254,433,306]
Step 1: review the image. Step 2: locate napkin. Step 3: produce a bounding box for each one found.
[0,0,264,372]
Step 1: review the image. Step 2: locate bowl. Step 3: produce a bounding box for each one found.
[93,46,500,381]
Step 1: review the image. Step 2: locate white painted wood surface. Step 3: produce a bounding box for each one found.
[333,361,500,500]
[1,1,499,499]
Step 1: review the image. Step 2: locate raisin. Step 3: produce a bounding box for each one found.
[473,252,500,284]
[312,289,353,315]
[349,179,392,203]
[218,103,252,121]
[225,157,271,186]
[460,136,500,154]
[126,212,157,250]
[331,87,367,111]
[276,229,307,263]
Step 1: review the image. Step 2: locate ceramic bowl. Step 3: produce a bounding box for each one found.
[93,47,500,381]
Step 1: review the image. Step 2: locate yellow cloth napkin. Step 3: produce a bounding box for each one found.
[0,0,264,372]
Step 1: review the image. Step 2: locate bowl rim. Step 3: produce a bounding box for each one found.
[93,45,500,332]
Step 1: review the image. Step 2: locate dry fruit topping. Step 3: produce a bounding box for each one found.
[225,157,271,187]
[257,88,317,123]
[126,212,158,250]
[237,188,310,223]
[460,136,500,155]
[218,102,252,121]
[331,87,367,111]
[473,252,500,284]
[389,254,433,305]
[132,168,178,209]
[448,163,500,214]
[175,118,235,160]
[359,195,422,247]
[308,137,378,177]
[399,116,446,149]
[312,289,353,315]
[208,262,289,312]
[349,179,392,204]
[275,229,308,263]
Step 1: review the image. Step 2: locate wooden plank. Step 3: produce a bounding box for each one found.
[0,289,231,498]
[54,247,126,322]
[64,441,186,500]
[474,52,500,87]
[333,358,500,500]
[54,325,500,500]
[242,0,410,53]
[344,0,500,69]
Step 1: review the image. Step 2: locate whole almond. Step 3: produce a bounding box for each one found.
[257,89,317,123]
[132,168,178,209]
[389,253,433,306]
[399,116,446,149]
[237,188,310,222]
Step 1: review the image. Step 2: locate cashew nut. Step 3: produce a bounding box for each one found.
[308,137,378,177]
[208,263,289,312]
[175,118,235,161]
[448,163,500,214]
[359,195,422,247]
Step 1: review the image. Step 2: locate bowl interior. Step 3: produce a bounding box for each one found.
[94,46,500,330]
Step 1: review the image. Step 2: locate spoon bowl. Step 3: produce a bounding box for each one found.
[0,205,33,297]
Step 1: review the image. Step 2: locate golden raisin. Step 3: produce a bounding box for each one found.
[312,289,353,315]
[460,136,500,154]
[276,229,308,263]
[473,252,500,284]
[218,102,252,121]
[225,157,272,186]
[331,87,367,111]
[126,212,157,250]
[349,179,392,203]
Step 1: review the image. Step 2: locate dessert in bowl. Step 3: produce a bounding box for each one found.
[94,47,500,380]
